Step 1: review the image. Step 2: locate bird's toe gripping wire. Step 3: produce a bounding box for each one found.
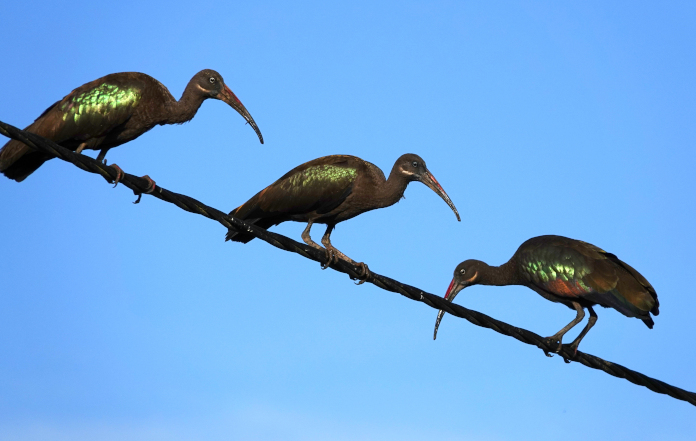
[106,162,124,188]
[100,159,124,188]
[321,242,370,284]
[352,262,371,285]
[558,343,577,364]
[543,335,564,357]
[133,175,157,204]
[543,302,585,359]
[321,246,340,270]
[560,341,583,363]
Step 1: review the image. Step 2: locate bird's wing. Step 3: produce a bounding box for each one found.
[234,156,359,219]
[574,240,658,315]
[519,237,656,317]
[31,77,143,143]
[519,238,611,298]
[601,251,659,316]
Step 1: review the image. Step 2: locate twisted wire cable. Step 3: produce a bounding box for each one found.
[1,119,694,407]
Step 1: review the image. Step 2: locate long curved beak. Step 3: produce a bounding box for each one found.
[420,169,461,221]
[220,85,264,144]
[433,278,465,340]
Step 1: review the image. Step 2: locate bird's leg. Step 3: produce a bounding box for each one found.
[321,226,371,284]
[102,159,123,187]
[545,302,585,353]
[319,225,339,269]
[95,148,124,187]
[567,306,597,357]
[132,175,157,204]
[96,147,109,163]
[108,164,124,187]
[301,221,329,267]
[75,142,87,155]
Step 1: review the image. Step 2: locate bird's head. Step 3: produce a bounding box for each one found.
[447,260,486,298]
[395,154,460,221]
[193,69,264,144]
[433,259,486,339]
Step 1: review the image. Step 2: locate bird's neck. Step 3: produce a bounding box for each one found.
[165,82,206,124]
[477,258,520,287]
[373,165,410,208]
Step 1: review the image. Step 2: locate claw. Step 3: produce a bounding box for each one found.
[100,159,124,187]
[109,163,124,188]
[565,343,580,361]
[142,175,156,193]
[353,262,370,285]
[321,247,338,269]
[133,175,157,204]
[544,336,563,354]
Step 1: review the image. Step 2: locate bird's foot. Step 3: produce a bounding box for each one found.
[544,336,563,354]
[105,162,124,188]
[352,262,371,285]
[563,342,580,362]
[133,175,156,204]
[321,246,339,269]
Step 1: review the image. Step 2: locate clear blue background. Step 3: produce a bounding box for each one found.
[1,1,694,439]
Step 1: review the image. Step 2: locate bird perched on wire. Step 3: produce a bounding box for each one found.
[434,235,659,355]
[226,154,460,282]
[0,69,263,183]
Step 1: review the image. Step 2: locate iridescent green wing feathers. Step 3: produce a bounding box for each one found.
[34,78,142,142]
[0,78,142,181]
[233,156,359,220]
[519,237,608,296]
[518,236,657,319]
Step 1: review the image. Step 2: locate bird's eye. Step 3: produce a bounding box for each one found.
[460,268,466,274]
[209,77,216,84]
[412,161,418,168]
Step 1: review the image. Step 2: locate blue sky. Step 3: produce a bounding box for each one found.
[1,1,695,439]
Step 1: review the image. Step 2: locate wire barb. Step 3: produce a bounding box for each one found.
[1,119,695,407]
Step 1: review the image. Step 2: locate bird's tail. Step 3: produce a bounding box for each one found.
[650,296,660,316]
[225,212,279,243]
[642,316,655,329]
[225,216,258,243]
[0,133,53,182]
[225,204,258,243]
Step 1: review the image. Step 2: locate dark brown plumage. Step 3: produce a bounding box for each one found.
[0,69,263,182]
[434,235,659,354]
[226,154,460,279]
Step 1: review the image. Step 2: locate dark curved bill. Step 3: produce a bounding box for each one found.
[421,170,461,221]
[433,278,464,340]
[220,85,264,144]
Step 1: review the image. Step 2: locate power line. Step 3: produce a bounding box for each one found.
[2,119,694,407]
